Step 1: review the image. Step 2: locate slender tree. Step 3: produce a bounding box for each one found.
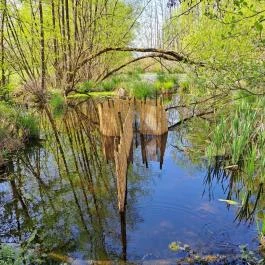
[0,0,6,89]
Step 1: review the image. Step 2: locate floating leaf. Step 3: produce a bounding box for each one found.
[169,241,180,252]
[218,199,240,205]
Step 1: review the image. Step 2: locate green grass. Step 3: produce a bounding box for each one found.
[129,81,156,99]
[0,243,46,265]
[17,113,39,139]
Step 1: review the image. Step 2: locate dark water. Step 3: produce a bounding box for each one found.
[0,99,261,264]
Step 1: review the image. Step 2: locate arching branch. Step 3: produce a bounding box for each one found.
[76,47,204,73]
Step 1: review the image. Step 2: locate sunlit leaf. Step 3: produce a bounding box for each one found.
[218,199,240,205]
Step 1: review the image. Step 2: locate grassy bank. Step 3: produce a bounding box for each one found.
[73,71,179,99]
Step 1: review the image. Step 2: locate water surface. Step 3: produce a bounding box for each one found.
[0,99,260,264]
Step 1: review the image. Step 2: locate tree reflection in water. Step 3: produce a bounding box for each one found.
[0,100,149,262]
[205,156,264,224]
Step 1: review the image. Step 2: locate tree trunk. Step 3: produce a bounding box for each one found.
[0,0,6,89]
[39,0,45,92]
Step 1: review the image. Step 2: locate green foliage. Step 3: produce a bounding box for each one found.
[0,102,39,140]
[77,80,96,93]
[154,72,178,92]
[0,243,49,265]
[17,113,39,139]
[100,79,117,91]
[163,80,175,90]
[1,0,137,94]
[50,92,66,117]
[0,85,11,101]
[178,80,190,94]
[0,245,22,265]
[127,71,141,81]
[166,0,265,96]
[157,72,178,84]
[129,81,156,99]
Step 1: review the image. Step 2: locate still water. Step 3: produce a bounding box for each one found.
[0,99,260,264]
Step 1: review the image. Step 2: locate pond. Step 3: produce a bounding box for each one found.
[0,98,261,264]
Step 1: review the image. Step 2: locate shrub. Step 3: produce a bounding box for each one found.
[0,102,39,139]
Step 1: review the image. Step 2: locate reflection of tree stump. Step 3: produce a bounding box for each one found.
[140,133,168,169]
[98,99,132,137]
[114,105,133,213]
[139,99,168,135]
[101,136,117,161]
[97,98,168,212]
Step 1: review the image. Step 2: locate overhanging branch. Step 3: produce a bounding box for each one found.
[76,47,205,74]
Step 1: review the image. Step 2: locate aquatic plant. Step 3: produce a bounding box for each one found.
[206,97,264,180]
[240,245,264,265]
[0,244,43,265]
[0,245,22,265]
[17,113,39,139]
[155,72,178,92]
